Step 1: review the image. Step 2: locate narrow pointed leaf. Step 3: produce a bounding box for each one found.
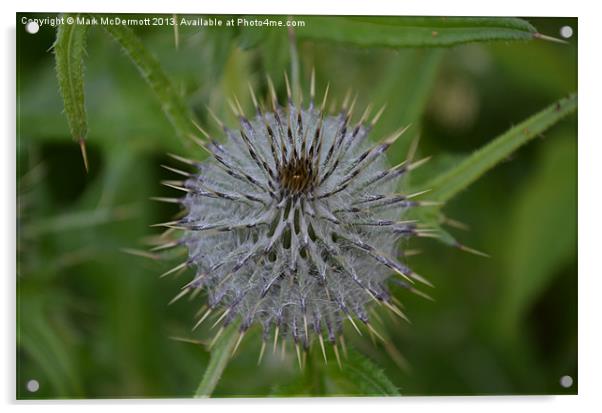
[296,16,548,48]
[54,14,88,169]
[423,93,577,204]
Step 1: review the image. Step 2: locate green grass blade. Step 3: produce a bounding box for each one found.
[98,17,199,143]
[53,14,89,171]
[423,93,577,204]
[193,322,239,398]
[297,16,553,48]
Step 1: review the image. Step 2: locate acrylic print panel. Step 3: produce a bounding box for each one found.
[16,13,577,398]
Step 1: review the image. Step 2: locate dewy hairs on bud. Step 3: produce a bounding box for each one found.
[153,71,435,365]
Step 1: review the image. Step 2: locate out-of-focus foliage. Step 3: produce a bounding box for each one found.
[17,14,577,398]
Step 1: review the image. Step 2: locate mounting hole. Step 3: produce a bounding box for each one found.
[560,375,573,388]
[560,26,573,39]
[26,379,39,393]
[25,21,40,34]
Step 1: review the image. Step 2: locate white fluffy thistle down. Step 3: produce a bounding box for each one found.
[157,73,433,362]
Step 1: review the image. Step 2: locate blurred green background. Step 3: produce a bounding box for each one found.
[16,14,577,398]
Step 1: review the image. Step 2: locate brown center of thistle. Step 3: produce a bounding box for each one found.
[278,155,317,195]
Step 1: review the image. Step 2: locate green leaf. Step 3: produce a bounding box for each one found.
[194,323,239,398]
[296,16,543,48]
[406,94,577,250]
[97,16,199,144]
[497,131,577,336]
[325,350,400,396]
[423,93,577,204]
[54,14,88,169]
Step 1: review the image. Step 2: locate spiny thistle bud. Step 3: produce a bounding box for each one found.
[156,72,434,364]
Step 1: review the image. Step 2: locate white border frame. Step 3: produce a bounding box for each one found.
[4,1,597,411]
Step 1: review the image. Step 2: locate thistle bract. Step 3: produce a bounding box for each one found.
[162,76,431,358]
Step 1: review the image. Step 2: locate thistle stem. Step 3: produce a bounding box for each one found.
[193,322,239,398]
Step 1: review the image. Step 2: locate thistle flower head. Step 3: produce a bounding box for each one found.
[160,74,431,358]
